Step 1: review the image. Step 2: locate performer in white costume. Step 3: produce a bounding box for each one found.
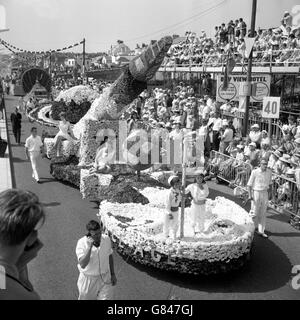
[164,176,181,239]
[185,173,209,235]
[53,112,77,157]
[89,136,113,174]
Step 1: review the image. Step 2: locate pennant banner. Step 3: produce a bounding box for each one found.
[244,37,256,59]
[0,38,83,54]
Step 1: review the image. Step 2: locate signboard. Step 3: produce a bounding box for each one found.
[262,97,280,119]
[216,74,271,102]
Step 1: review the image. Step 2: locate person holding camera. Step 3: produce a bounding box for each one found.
[76,220,117,300]
[0,189,45,300]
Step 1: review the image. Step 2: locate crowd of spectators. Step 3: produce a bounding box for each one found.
[124,82,300,211]
[164,11,300,67]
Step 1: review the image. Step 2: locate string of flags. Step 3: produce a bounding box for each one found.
[0,38,84,54]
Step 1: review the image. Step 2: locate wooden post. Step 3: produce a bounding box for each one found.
[242,0,257,137]
[180,136,188,238]
[180,163,186,239]
[82,38,86,79]
[268,118,272,140]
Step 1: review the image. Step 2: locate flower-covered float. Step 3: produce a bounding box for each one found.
[99,190,255,275]
[41,36,175,188]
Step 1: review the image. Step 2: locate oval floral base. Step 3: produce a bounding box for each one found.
[100,191,255,275]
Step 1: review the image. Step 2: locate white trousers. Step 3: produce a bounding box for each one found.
[163,211,179,239]
[29,151,41,181]
[191,203,206,233]
[253,190,268,233]
[77,272,114,300]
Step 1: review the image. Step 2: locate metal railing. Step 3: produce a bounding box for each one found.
[210,150,252,190]
[162,49,300,69]
[221,110,284,143]
[269,172,299,218]
[210,150,300,220]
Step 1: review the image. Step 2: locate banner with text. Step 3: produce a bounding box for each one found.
[216,74,271,103]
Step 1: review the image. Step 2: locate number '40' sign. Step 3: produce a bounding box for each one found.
[262,97,280,119]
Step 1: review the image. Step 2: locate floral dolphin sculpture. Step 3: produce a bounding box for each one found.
[73,36,173,138]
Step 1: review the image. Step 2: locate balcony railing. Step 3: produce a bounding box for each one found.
[161,49,300,70]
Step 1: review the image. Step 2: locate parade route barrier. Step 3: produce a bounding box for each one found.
[210,150,251,193]
[0,95,16,192]
[210,150,300,229]
[269,172,300,229]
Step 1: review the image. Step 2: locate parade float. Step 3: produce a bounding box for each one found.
[30,36,255,274]
[99,194,254,275]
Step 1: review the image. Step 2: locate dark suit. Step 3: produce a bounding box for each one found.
[11,111,22,143]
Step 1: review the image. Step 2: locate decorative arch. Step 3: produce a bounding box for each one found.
[21,68,51,93]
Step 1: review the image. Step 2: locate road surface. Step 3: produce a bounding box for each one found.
[4,95,300,300]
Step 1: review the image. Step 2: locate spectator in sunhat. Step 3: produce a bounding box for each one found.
[282,131,295,155]
[278,154,291,175]
[261,130,270,146]
[293,138,300,155]
[245,142,260,168]
[268,149,282,171]
[281,124,291,141]
[288,115,297,136]
[248,124,262,148]
[220,120,234,155]
[259,142,271,162]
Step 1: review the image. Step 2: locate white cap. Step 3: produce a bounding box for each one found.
[168,175,180,186]
[286,168,295,175]
[251,124,259,129]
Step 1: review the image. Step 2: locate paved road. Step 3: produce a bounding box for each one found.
[5,95,300,300]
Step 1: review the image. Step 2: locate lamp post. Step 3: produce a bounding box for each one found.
[242,0,257,137]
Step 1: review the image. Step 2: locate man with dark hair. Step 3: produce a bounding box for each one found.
[0,189,45,300]
[76,219,117,300]
[10,107,22,145]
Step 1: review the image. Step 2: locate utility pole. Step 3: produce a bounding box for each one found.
[242,0,257,137]
[82,38,86,81]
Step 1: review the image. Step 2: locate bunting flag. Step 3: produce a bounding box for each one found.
[0,38,83,54]
[244,37,256,59]
[222,52,236,90]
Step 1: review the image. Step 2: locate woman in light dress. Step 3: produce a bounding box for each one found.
[185,173,209,236]
[53,112,77,157]
[89,136,113,174]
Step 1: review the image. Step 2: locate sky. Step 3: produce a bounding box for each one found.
[0,0,299,54]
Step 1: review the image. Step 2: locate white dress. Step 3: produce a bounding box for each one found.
[53,121,74,143]
[186,183,209,233]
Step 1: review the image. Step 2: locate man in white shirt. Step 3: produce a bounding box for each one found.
[247,158,272,238]
[76,220,116,300]
[25,127,44,183]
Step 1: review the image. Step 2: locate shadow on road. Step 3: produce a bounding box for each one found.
[39,178,56,184]
[268,213,291,224]
[12,157,28,163]
[41,202,61,208]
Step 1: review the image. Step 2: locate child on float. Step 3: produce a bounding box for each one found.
[164,176,181,239]
[184,172,209,236]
